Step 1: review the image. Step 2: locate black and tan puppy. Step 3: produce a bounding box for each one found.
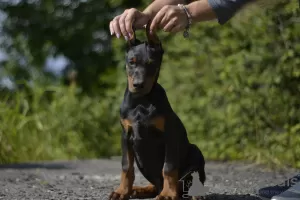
[109,23,206,200]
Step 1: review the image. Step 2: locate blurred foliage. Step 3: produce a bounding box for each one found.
[0,85,120,163]
[0,0,142,94]
[0,0,299,168]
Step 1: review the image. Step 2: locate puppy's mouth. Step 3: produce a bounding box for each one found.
[129,80,154,96]
[130,87,151,96]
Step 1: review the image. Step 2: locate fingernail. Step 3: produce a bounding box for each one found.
[116,33,120,38]
[150,30,153,34]
[124,36,128,41]
[128,33,132,38]
[110,31,114,35]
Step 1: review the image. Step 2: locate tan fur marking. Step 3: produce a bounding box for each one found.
[121,118,132,133]
[156,170,179,199]
[132,57,136,63]
[131,184,157,199]
[127,73,135,93]
[150,116,165,132]
[109,144,134,200]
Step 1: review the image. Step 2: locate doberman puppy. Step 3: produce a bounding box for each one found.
[109,22,206,200]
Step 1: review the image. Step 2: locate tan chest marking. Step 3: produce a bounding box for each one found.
[121,116,165,133]
[150,116,165,132]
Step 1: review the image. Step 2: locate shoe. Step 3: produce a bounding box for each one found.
[258,174,300,200]
[271,179,300,200]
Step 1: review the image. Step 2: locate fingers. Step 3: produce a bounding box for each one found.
[159,15,169,30]
[110,8,138,40]
[150,5,186,34]
[163,18,177,32]
[109,22,114,35]
[119,12,129,40]
[150,5,169,33]
[164,17,183,33]
[125,9,136,39]
[169,25,182,33]
[111,5,186,38]
[111,15,122,38]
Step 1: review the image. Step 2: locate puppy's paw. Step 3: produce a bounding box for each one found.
[155,194,179,200]
[109,189,130,200]
[155,190,178,200]
[131,185,157,199]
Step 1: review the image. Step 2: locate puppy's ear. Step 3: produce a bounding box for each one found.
[146,21,160,46]
[127,28,137,48]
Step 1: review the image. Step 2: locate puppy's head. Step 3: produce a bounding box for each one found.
[125,22,164,96]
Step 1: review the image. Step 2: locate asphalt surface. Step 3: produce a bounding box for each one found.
[0,158,298,200]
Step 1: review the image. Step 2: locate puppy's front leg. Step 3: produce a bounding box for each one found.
[109,120,134,200]
[156,116,179,200]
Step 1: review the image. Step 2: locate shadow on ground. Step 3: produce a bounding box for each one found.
[204,194,261,200]
[0,162,74,170]
[130,194,262,200]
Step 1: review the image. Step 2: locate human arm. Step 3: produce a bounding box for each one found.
[143,0,187,20]
[150,0,255,33]
[110,0,255,39]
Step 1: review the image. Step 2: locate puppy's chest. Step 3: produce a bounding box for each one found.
[126,104,165,143]
[122,104,166,172]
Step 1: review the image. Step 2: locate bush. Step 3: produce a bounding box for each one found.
[0,84,121,163]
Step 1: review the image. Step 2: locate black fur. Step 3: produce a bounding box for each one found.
[118,25,206,198]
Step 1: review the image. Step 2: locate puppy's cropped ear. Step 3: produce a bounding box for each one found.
[146,21,160,46]
[127,28,137,48]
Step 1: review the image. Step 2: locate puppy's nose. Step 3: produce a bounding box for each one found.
[133,82,144,89]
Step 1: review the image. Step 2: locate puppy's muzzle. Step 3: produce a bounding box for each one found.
[133,80,144,89]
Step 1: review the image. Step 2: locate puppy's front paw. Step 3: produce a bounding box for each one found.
[109,188,131,200]
[155,190,178,200]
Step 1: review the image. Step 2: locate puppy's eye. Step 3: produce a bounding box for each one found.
[129,57,137,65]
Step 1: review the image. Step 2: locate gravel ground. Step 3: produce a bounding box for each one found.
[0,158,298,200]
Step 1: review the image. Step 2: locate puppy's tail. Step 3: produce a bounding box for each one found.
[188,144,206,184]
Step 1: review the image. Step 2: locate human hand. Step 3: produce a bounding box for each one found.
[109,8,150,40]
[150,5,188,34]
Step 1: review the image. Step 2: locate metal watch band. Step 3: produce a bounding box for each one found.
[178,4,192,38]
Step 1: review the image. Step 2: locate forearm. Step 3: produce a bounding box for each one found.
[143,0,187,19]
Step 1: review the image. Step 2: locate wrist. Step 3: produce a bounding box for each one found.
[143,0,187,19]
[142,9,154,20]
[185,0,217,23]
[178,4,192,26]
[184,4,195,22]
[178,4,192,38]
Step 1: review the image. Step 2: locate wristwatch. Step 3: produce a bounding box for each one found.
[178,4,192,38]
